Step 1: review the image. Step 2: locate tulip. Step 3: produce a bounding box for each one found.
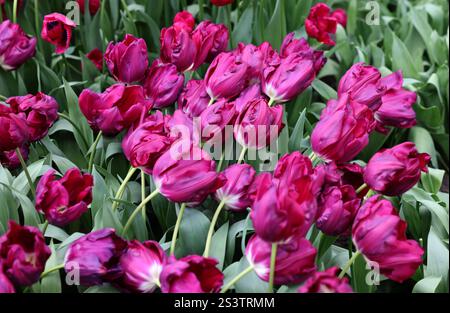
[279,33,326,69]
[352,195,424,283]
[237,42,277,82]
[35,168,93,227]
[234,99,284,150]
[173,11,195,32]
[215,163,256,212]
[210,0,234,6]
[200,98,236,143]
[192,21,229,68]
[178,79,210,118]
[86,48,103,71]
[0,20,36,71]
[160,25,197,72]
[153,144,225,206]
[205,51,248,100]
[0,145,28,169]
[165,109,201,145]
[0,0,23,20]
[375,89,417,133]
[0,221,51,286]
[298,267,352,293]
[0,104,29,152]
[305,3,338,46]
[0,263,15,293]
[331,8,347,28]
[7,92,59,142]
[105,34,149,83]
[246,234,317,285]
[364,142,430,196]
[79,84,152,136]
[160,255,224,293]
[41,13,76,54]
[311,93,376,163]
[234,84,263,113]
[117,240,166,293]
[64,228,127,286]
[144,59,184,109]
[77,0,100,15]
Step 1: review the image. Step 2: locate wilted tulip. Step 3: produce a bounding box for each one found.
[86,48,103,71]
[298,267,352,293]
[144,59,184,109]
[64,228,127,286]
[160,25,197,72]
[352,195,424,283]
[79,84,152,136]
[173,11,195,32]
[160,255,224,293]
[200,98,236,143]
[305,3,339,46]
[35,168,93,227]
[77,0,100,15]
[364,142,430,196]
[0,20,36,71]
[0,221,51,286]
[41,13,76,54]
[246,234,317,285]
[192,21,229,68]
[0,145,28,169]
[0,104,29,152]
[105,34,149,83]
[0,263,15,293]
[178,79,210,118]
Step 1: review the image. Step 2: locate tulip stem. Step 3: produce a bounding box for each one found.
[16,148,36,199]
[120,0,131,17]
[338,250,361,279]
[88,131,103,173]
[198,0,204,21]
[216,152,225,172]
[220,265,254,293]
[203,199,227,257]
[356,183,368,195]
[40,264,65,280]
[41,221,49,236]
[309,151,318,163]
[268,243,277,293]
[268,98,276,107]
[237,146,247,164]
[141,170,146,220]
[122,188,160,236]
[12,0,18,23]
[170,203,187,256]
[112,166,138,211]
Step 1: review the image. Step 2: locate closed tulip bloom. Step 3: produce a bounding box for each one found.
[0,263,15,293]
[331,8,347,28]
[160,255,224,293]
[35,168,93,227]
[105,34,149,83]
[77,0,100,15]
[352,196,424,282]
[0,145,28,169]
[192,21,229,68]
[215,164,256,212]
[160,25,197,72]
[64,228,127,286]
[153,144,225,206]
[234,99,284,150]
[165,109,201,146]
[7,92,59,142]
[205,51,248,100]
[234,84,263,113]
[375,89,417,133]
[305,3,338,46]
[200,99,236,143]
[311,93,375,163]
[41,13,76,54]
[173,11,195,32]
[279,33,326,69]
[0,104,29,152]
[298,267,352,293]
[178,79,210,118]
[210,0,233,6]
[237,42,277,82]
[364,142,430,196]
[0,221,51,286]
[117,240,166,293]
[79,84,152,136]
[0,20,36,71]
[86,48,103,71]
[246,234,317,285]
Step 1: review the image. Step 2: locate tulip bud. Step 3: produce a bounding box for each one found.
[105,34,149,83]
[0,263,15,293]
[0,221,51,286]
[352,195,424,283]
[79,84,152,136]
[246,234,317,285]
[86,48,103,71]
[200,98,236,143]
[298,267,352,293]
[0,145,28,169]
[160,255,224,293]
[77,0,100,15]
[160,25,197,72]
[41,13,76,54]
[36,168,93,227]
[178,79,210,118]
[116,240,166,293]
[375,89,417,133]
[210,0,234,6]
[192,21,229,68]
[173,11,195,32]
[0,20,36,71]
[0,104,29,152]
[64,228,127,286]
[364,142,430,196]
[305,3,338,46]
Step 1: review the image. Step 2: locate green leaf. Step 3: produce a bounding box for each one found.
[413,276,442,293]
[263,0,286,49]
[312,80,337,100]
[40,241,62,293]
[209,221,229,271]
[176,208,210,257]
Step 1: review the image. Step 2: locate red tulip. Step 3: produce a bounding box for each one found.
[0,104,29,152]
[41,13,76,54]
[210,0,234,6]
[0,20,36,71]
[77,0,100,15]
[160,25,197,72]
[331,8,347,28]
[298,267,352,293]
[305,3,342,46]
[86,48,103,71]
[192,21,229,68]
[173,11,195,32]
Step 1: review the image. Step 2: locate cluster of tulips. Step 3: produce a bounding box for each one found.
[0,0,430,294]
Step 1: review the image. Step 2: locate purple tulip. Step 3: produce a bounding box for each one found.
[173,11,195,32]
[165,109,201,146]
[0,145,29,169]
[178,79,210,118]
[192,21,229,68]
[0,262,15,293]
[237,42,277,82]
[0,104,29,152]
[200,98,236,143]
[234,84,263,113]
[160,25,197,72]
[298,267,352,293]
[0,20,36,71]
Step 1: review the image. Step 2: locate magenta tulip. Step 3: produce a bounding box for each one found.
[86,48,103,71]
[0,104,29,152]
[192,21,229,68]
[237,42,277,82]
[178,79,210,118]
[160,25,197,72]
[41,13,76,54]
[0,145,28,169]
[298,267,352,293]
[173,11,195,32]
[0,263,15,293]
[0,20,36,71]
[234,84,263,113]
[305,3,339,46]
[200,98,236,143]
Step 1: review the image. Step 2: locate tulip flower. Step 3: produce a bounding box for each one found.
[0,221,51,286]
[331,9,348,28]
[352,196,424,283]
[86,48,103,71]
[178,80,210,118]
[0,104,29,152]
[246,234,317,285]
[173,11,195,32]
[0,20,36,71]
[79,84,152,136]
[77,0,100,15]
[116,240,166,293]
[0,145,28,169]
[192,21,229,68]
[41,13,76,54]
[105,34,149,83]
[298,267,352,293]
[305,3,346,46]
[64,228,127,286]
[160,255,224,293]
[160,25,197,72]
[375,89,417,133]
[7,92,59,142]
[35,168,93,227]
[165,109,201,146]
[200,98,236,143]
[0,263,15,293]
[144,59,184,109]
[237,42,277,82]
[311,93,376,163]
[210,0,234,6]
[364,142,431,196]
[234,84,263,113]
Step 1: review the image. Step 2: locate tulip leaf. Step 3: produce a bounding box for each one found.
[175,208,210,257]
[209,221,229,271]
[40,241,62,293]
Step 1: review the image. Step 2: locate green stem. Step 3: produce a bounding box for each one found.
[0,94,7,101]
[57,113,90,150]
[226,5,233,48]
[12,0,18,24]
[120,0,131,18]
[34,59,42,92]
[308,151,318,163]
[141,169,146,220]
[40,264,64,280]
[356,183,368,194]
[268,243,277,293]
[237,146,247,164]
[220,265,254,293]
[122,188,160,236]
[216,152,225,172]
[268,98,276,107]
[88,131,103,173]
[203,199,226,257]
[170,203,187,256]
[198,0,204,21]
[338,250,361,279]
[208,97,216,107]
[16,148,36,199]
[34,0,40,46]
[112,166,138,211]
[41,221,49,236]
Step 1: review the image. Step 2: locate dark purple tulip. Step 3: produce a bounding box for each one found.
[192,21,229,68]
[0,104,29,152]
[160,25,197,72]
[298,267,352,293]
[0,20,36,71]
[178,79,210,118]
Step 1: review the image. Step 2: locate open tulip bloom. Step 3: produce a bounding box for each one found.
[0,0,447,298]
